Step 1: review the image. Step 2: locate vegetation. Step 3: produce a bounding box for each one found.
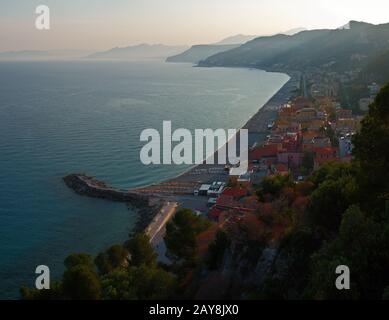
[95,245,129,275]
[362,49,389,84]
[20,84,389,300]
[256,174,294,201]
[20,234,176,300]
[256,83,389,299]
[206,230,230,270]
[165,208,211,264]
[300,150,314,176]
[200,22,389,72]
[21,209,211,300]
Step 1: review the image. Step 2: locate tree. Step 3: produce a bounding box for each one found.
[164,209,210,263]
[64,253,94,270]
[20,281,63,300]
[353,83,389,214]
[125,233,157,267]
[62,265,101,300]
[62,252,101,300]
[306,176,355,234]
[383,286,389,300]
[206,230,230,270]
[100,270,136,300]
[308,161,355,187]
[301,150,314,175]
[261,227,321,299]
[257,174,294,201]
[129,265,177,300]
[95,245,129,275]
[308,205,389,299]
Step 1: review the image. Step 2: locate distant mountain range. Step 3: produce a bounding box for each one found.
[85,44,188,60]
[198,21,389,73]
[166,29,306,64]
[280,27,307,36]
[0,28,308,63]
[166,44,240,63]
[215,34,258,45]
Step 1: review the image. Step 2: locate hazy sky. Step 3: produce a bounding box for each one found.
[1,0,388,51]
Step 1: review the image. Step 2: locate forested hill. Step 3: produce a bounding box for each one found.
[199,21,389,72]
[362,49,389,83]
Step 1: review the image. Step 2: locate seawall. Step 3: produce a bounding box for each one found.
[63,174,152,207]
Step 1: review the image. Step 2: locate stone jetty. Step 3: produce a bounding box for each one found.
[63,174,153,207]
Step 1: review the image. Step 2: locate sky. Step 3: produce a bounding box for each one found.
[0,0,389,51]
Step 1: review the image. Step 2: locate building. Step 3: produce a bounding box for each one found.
[333,118,359,135]
[249,144,281,161]
[277,152,303,169]
[313,147,339,170]
[295,108,317,122]
[291,96,313,111]
[339,135,353,158]
[312,136,332,148]
[368,82,380,98]
[282,133,300,153]
[270,163,290,176]
[359,97,373,111]
[336,108,353,120]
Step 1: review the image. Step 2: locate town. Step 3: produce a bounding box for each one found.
[176,74,379,228]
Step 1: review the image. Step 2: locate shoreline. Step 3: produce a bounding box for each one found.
[63,70,299,240]
[133,70,300,194]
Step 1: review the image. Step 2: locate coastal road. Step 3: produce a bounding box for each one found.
[147,201,178,246]
[302,73,308,98]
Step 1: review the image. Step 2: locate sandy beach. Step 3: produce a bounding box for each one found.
[133,70,300,195]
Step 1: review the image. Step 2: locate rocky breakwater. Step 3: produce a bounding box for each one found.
[63,174,152,206]
[63,174,168,234]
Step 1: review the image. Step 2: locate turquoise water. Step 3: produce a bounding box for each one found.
[0,60,288,298]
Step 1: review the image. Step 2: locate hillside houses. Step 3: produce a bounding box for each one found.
[206,93,360,225]
[247,95,359,179]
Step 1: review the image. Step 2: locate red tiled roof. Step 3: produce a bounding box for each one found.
[249,144,280,160]
[314,146,338,155]
[216,196,240,211]
[208,206,223,221]
[221,187,247,198]
[274,163,289,172]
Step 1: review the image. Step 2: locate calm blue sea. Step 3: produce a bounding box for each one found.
[0,60,288,298]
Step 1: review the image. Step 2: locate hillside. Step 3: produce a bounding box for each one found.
[199,21,389,72]
[215,34,258,45]
[362,49,389,83]
[166,44,240,63]
[86,44,188,60]
[198,30,330,68]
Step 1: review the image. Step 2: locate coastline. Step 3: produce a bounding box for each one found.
[63,69,299,243]
[132,70,300,194]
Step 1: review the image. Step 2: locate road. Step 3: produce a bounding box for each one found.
[147,201,178,246]
[302,73,309,98]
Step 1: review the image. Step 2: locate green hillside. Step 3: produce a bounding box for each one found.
[200,21,389,72]
[362,50,389,83]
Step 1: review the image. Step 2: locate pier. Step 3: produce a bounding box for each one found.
[63,174,154,207]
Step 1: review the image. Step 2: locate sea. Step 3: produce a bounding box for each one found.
[0,59,289,298]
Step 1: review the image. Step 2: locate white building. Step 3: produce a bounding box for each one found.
[339,135,353,158]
